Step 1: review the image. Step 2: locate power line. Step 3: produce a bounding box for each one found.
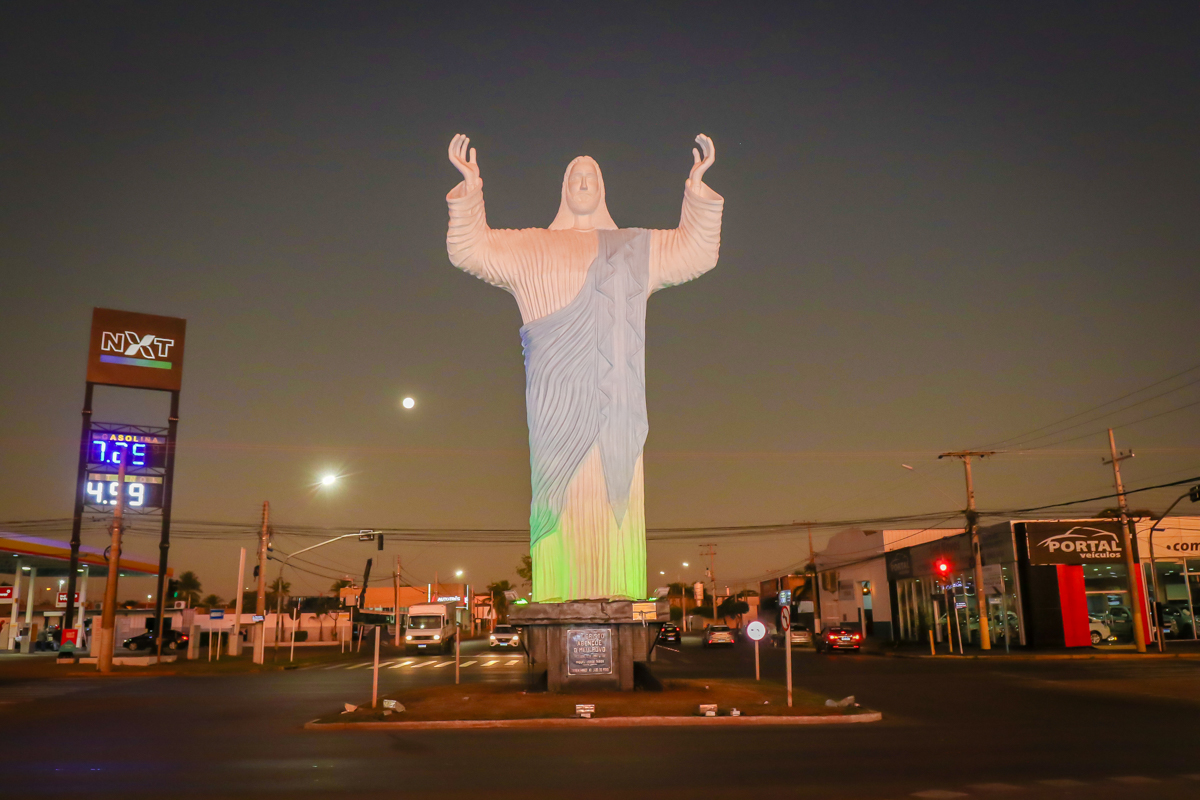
[972,361,1200,450]
[1018,397,1200,452]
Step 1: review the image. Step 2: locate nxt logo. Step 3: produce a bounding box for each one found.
[99,331,175,368]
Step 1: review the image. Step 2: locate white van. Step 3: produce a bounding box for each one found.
[404,602,457,654]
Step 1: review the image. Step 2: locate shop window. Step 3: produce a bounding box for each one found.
[1083,564,1135,645]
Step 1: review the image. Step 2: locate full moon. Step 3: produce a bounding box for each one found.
[402,397,415,409]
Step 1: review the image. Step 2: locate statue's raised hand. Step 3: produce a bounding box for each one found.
[448,133,481,191]
[687,134,716,189]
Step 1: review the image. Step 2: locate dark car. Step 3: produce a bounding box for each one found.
[123,629,189,652]
[657,623,681,644]
[815,626,861,653]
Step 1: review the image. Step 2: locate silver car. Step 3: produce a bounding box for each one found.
[489,624,520,648]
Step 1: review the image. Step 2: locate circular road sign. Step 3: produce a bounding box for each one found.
[780,606,791,631]
[746,621,767,641]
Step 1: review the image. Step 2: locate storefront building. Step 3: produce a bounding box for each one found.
[815,528,963,641]
[1136,515,1200,641]
[886,518,1164,650]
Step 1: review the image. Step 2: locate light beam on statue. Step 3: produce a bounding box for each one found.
[445,133,723,604]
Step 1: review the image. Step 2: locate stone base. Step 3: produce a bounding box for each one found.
[510,600,669,692]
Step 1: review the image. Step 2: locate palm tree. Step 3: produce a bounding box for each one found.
[486,580,515,624]
[200,594,223,609]
[266,576,291,611]
[176,571,202,608]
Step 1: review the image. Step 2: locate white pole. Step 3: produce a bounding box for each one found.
[231,547,246,656]
[754,638,760,681]
[455,622,461,685]
[76,566,90,650]
[372,625,381,708]
[24,566,37,627]
[7,559,20,650]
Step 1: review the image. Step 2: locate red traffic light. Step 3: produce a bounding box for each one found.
[935,559,951,574]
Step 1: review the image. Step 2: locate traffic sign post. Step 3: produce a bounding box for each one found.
[746,620,766,681]
[780,605,793,708]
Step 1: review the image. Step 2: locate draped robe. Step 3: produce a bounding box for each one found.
[446,172,723,602]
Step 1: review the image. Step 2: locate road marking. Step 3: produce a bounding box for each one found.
[375,661,394,668]
[346,662,373,669]
[410,660,434,669]
[911,791,968,799]
[460,660,477,667]
[387,660,414,669]
[505,659,521,665]
[433,661,454,668]
[966,783,1023,792]
[322,663,349,670]
[482,660,499,666]
[1112,776,1157,784]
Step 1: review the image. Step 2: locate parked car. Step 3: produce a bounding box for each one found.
[1089,618,1113,645]
[488,624,520,648]
[657,623,681,644]
[124,629,189,652]
[703,625,735,647]
[815,626,861,653]
[788,626,813,646]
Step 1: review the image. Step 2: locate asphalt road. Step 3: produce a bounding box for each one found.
[3,636,1199,799]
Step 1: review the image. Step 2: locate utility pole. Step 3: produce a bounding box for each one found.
[806,523,821,633]
[97,459,127,674]
[700,544,717,623]
[1104,429,1147,654]
[256,502,269,617]
[393,555,401,647]
[938,451,993,651]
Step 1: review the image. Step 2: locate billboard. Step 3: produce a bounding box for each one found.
[1025,521,1125,565]
[86,307,187,392]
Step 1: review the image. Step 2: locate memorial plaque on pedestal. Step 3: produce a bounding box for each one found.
[567,628,613,675]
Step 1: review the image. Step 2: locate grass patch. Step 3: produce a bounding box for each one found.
[315,678,856,725]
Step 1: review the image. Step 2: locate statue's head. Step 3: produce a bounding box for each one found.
[565,159,601,216]
[548,156,617,231]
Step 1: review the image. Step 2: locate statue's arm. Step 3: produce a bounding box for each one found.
[649,180,724,291]
[446,180,520,290]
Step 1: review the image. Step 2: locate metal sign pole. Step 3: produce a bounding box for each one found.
[372,625,381,708]
[782,606,793,707]
[153,390,180,665]
[62,382,94,650]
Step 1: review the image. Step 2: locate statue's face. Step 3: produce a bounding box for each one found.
[565,160,602,216]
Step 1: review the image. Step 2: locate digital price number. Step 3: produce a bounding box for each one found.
[88,431,167,470]
[84,474,164,509]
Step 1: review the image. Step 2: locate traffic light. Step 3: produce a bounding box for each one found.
[935,558,951,576]
[167,579,180,599]
[1190,485,1200,504]
[377,533,384,551]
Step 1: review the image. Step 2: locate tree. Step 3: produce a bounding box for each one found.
[717,595,750,622]
[486,580,514,623]
[310,596,342,642]
[515,554,532,589]
[266,576,291,610]
[175,571,202,607]
[200,594,223,609]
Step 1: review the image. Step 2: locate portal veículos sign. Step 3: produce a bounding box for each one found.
[1025,521,1124,565]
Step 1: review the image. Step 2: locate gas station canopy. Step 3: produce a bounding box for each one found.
[0,533,168,578]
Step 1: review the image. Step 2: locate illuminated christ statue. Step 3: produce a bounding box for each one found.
[445,133,723,603]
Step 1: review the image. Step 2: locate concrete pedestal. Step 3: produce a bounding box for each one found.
[510,600,669,692]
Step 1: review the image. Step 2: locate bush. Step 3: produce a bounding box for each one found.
[669,605,683,622]
[293,630,308,642]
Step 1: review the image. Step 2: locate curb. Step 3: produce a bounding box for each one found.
[882,651,1200,661]
[304,711,882,731]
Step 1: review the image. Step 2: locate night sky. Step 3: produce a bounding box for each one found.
[3,4,1198,600]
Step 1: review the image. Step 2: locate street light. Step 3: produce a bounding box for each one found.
[401,397,415,410]
[321,474,337,486]
[455,570,463,578]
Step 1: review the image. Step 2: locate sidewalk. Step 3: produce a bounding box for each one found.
[874,639,1200,660]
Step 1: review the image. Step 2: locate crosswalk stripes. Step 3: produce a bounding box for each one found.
[305,656,529,671]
